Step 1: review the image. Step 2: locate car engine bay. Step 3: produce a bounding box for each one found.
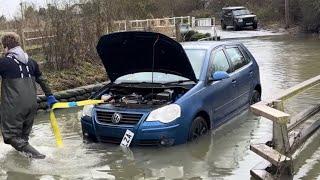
[97,84,193,107]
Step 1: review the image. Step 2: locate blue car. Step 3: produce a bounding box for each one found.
[81,31,261,146]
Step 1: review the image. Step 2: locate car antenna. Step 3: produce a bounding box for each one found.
[151,34,160,98]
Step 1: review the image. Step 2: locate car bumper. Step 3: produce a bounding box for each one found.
[235,21,257,27]
[81,116,183,146]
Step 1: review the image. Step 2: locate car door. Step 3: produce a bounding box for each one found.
[225,10,233,25]
[224,45,253,110]
[205,48,235,126]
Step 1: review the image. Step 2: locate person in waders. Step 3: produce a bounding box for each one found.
[0,32,57,159]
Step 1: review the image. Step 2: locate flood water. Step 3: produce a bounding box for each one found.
[1,35,320,180]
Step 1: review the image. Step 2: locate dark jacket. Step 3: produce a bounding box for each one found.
[0,48,52,148]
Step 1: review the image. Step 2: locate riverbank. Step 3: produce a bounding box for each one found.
[260,22,320,37]
[40,61,107,92]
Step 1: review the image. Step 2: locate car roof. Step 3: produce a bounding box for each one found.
[222,6,246,10]
[181,41,239,51]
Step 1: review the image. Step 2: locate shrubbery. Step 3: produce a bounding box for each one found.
[300,0,320,32]
[182,30,211,41]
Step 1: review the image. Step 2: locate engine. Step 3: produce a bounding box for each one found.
[100,86,187,107]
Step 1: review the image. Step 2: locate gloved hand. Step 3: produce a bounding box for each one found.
[47,95,58,107]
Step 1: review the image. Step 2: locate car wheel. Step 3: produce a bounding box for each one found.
[82,129,98,143]
[250,90,261,105]
[188,116,209,141]
[233,23,240,31]
[253,22,258,30]
[221,21,226,30]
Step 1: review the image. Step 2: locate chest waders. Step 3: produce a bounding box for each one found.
[0,55,40,156]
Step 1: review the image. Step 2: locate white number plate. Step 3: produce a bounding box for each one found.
[246,22,253,25]
[120,130,134,147]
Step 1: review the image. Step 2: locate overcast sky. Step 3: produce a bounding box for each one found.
[0,0,48,19]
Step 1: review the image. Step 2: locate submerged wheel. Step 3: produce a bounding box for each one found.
[233,23,240,31]
[253,22,258,30]
[82,133,98,143]
[250,90,261,105]
[188,117,209,141]
[221,21,226,30]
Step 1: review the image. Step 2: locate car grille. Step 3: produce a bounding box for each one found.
[244,17,254,23]
[96,111,143,125]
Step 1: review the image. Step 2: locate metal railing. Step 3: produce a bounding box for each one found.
[250,75,320,179]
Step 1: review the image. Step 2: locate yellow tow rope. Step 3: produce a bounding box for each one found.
[50,99,104,148]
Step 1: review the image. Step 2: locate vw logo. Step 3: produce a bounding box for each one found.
[111,113,122,124]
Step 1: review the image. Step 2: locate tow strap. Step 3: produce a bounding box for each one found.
[50,100,104,148]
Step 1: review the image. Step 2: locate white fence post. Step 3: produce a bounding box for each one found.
[192,17,195,27]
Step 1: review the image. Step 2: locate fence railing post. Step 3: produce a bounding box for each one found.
[272,100,293,175]
[273,100,290,153]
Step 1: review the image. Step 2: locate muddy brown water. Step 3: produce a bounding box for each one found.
[0,35,320,180]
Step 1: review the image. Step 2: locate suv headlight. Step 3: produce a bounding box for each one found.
[254,16,258,21]
[146,104,181,123]
[82,105,94,117]
[237,18,243,22]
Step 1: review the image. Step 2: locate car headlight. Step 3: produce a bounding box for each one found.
[254,16,258,21]
[237,18,243,22]
[82,105,94,117]
[146,104,181,123]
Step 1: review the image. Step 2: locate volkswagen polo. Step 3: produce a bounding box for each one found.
[81,31,261,146]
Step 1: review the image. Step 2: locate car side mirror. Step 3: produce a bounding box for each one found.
[212,71,230,81]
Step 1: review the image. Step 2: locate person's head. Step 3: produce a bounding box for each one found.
[1,32,21,53]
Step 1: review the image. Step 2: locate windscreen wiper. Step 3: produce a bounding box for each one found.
[162,79,196,85]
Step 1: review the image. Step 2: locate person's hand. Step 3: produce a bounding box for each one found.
[47,95,58,107]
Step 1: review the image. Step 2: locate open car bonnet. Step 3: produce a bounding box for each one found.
[96,31,197,82]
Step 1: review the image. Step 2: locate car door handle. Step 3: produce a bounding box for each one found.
[232,80,237,84]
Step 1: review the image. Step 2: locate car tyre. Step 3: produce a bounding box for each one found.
[82,128,98,143]
[221,21,226,30]
[188,116,209,141]
[250,90,261,105]
[253,22,258,30]
[233,23,240,31]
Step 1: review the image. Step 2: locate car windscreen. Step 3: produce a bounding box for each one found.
[115,49,206,84]
[233,9,250,16]
[115,72,189,84]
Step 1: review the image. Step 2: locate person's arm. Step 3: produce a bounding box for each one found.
[33,60,53,97]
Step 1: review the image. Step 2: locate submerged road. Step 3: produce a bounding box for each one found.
[0,35,320,179]
[195,26,286,40]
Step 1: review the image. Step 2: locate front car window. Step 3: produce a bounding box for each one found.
[211,50,231,73]
[184,49,207,79]
[233,9,250,16]
[225,47,248,70]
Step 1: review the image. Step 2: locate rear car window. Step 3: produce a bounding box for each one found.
[225,47,248,70]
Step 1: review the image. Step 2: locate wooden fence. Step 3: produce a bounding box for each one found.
[250,75,320,179]
[113,16,218,40]
[20,16,218,56]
